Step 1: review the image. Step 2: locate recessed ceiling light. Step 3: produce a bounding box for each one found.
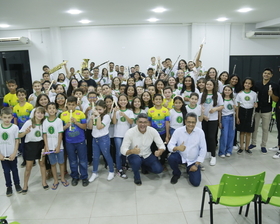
[237,7,253,13]
[0,24,10,28]
[79,19,91,24]
[67,9,82,15]
[147,18,159,22]
[216,17,228,22]
[152,7,167,13]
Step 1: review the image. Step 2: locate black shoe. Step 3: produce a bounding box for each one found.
[6,187,13,197]
[82,179,89,187]
[171,175,180,184]
[245,149,252,154]
[20,161,26,168]
[33,160,36,166]
[141,168,149,175]
[71,178,79,186]
[134,179,142,186]
[15,184,22,193]
[237,149,244,155]
[22,187,28,195]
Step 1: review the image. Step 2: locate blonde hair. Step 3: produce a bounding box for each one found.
[31,107,45,128]
[32,80,42,86]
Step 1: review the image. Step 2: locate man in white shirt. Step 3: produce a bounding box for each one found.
[167,113,207,187]
[121,113,165,186]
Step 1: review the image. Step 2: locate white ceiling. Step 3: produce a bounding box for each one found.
[1,0,280,30]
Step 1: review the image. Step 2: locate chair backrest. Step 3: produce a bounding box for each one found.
[217,172,266,199]
[267,174,280,199]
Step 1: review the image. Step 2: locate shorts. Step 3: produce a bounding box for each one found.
[48,150,64,165]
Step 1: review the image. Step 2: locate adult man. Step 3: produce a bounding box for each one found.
[130,64,146,78]
[248,68,279,154]
[164,58,177,77]
[167,113,206,187]
[121,113,165,186]
[79,68,97,88]
[108,62,117,79]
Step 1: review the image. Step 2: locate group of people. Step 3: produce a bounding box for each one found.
[1,53,279,197]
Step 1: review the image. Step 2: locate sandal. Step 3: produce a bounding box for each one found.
[51,183,59,190]
[43,185,49,190]
[61,180,69,187]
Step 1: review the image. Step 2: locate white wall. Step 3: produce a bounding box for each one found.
[1,23,280,82]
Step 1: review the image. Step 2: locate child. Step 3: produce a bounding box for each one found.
[125,85,137,104]
[136,86,144,97]
[88,100,115,182]
[141,91,153,112]
[236,78,258,154]
[155,79,165,95]
[96,86,103,99]
[28,81,42,107]
[112,94,134,178]
[43,103,69,190]
[147,85,156,99]
[176,70,185,92]
[205,67,224,93]
[73,88,89,112]
[186,93,204,128]
[50,84,66,102]
[87,85,95,94]
[169,96,186,136]
[167,77,180,98]
[143,77,154,90]
[180,76,200,104]
[127,77,135,86]
[120,84,127,94]
[66,78,79,97]
[148,94,170,165]
[111,77,121,97]
[60,96,88,187]
[162,87,174,110]
[218,71,229,85]
[197,78,206,93]
[13,88,34,167]
[19,107,46,194]
[99,68,111,86]
[84,91,98,165]
[218,86,236,157]
[0,108,22,196]
[134,72,143,87]
[3,79,18,108]
[131,96,146,127]
[55,93,67,117]
[200,80,224,166]
[57,73,69,91]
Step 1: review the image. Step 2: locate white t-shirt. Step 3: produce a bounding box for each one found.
[222,99,236,116]
[135,80,144,87]
[186,104,202,128]
[181,88,200,104]
[147,64,157,71]
[186,68,199,83]
[114,109,134,137]
[28,93,40,107]
[165,67,177,78]
[109,70,118,79]
[91,114,111,138]
[99,77,111,86]
[20,120,43,143]
[169,109,184,130]
[57,79,69,91]
[217,80,224,93]
[43,117,64,150]
[200,92,223,121]
[236,91,258,109]
[0,124,19,157]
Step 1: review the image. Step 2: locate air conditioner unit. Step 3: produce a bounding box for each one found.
[246,31,280,39]
[0,36,29,44]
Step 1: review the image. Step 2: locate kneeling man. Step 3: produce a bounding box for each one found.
[167,113,206,187]
[121,113,165,186]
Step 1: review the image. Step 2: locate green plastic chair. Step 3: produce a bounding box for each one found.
[200,172,265,224]
[259,174,280,224]
[0,216,20,224]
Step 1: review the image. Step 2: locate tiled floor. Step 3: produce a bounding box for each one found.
[1,125,280,224]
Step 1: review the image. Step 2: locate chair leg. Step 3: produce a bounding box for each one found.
[239,206,243,215]
[200,187,207,218]
[258,197,262,224]
[209,201,214,224]
[245,203,250,217]
[254,201,258,224]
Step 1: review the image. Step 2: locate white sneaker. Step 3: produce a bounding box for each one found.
[220,155,225,158]
[226,153,231,157]
[233,145,239,150]
[107,172,115,181]
[210,157,216,166]
[272,151,280,159]
[89,173,98,182]
[269,146,279,151]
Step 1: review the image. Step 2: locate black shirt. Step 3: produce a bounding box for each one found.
[255,80,279,113]
[80,79,97,88]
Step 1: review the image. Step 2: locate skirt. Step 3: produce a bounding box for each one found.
[236,107,255,133]
[25,140,45,161]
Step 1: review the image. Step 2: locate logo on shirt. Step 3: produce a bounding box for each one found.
[76,112,80,115]
[35,130,41,137]
[176,116,183,123]
[227,104,233,110]
[48,126,55,134]
[120,116,126,122]
[205,98,212,104]
[244,96,250,101]
[2,132,9,141]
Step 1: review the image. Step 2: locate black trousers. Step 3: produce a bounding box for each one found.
[151,133,169,165]
[202,120,218,157]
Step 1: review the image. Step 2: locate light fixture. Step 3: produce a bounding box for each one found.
[152,7,167,13]
[216,17,228,22]
[147,18,159,22]
[67,9,82,15]
[0,24,10,28]
[79,19,91,24]
[237,7,253,13]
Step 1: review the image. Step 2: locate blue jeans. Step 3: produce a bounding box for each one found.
[170,127,175,136]
[127,154,163,180]
[65,141,88,180]
[114,137,126,170]
[168,152,201,187]
[1,157,20,187]
[219,114,235,156]
[92,134,114,173]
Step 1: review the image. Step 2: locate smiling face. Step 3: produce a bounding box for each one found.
[39,96,49,107]
[34,109,45,121]
[153,95,163,106]
[208,69,217,79]
[223,86,233,97]
[262,70,273,81]
[185,116,196,133]
[137,117,148,133]
[133,98,141,109]
[96,105,106,115]
[127,86,135,97]
[173,99,183,111]
[17,92,26,102]
[105,98,113,110]
[118,95,128,109]
[184,77,192,87]
[168,77,176,87]
[1,113,13,126]
[56,95,66,106]
[142,92,151,102]
[206,81,214,92]
[230,76,238,86]
[244,79,253,91]
[46,104,57,116]
[102,85,111,95]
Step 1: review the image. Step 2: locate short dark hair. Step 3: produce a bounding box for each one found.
[42,65,49,70]
[6,79,17,85]
[263,67,273,74]
[137,113,148,120]
[190,92,199,99]
[67,96,77,103]
[165,58,171,62]
[1,107,12,116]
[42,72,50,77]
[46,102,57,110]
[73,88,84,95]
[16,88,27,96]
[185,112,197,121]
[82,68,89,73]
[148,68,154,72]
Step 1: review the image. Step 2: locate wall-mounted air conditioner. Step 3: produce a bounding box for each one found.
[0,36,30,45]
[246,31,280,39]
